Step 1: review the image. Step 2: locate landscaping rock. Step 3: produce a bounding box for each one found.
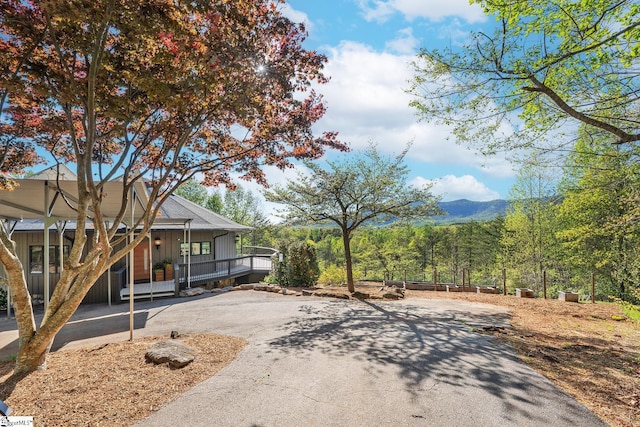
[516,288,535,298]
[180,287,205,297]
[145,340,195,368]
[315,291,349,299]
[383,280,405,288]
[351,291,370,300]
[558,291,579,302]
[382,291,403,300]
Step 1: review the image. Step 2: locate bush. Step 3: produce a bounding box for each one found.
[271,240,319,287]
[318,264,346,286]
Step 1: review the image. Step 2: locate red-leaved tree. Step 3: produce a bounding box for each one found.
[0,0,346,375]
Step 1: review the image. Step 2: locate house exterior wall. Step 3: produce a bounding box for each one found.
[2,229,239,305]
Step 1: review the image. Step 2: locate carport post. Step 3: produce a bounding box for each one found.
[44,182,50,311]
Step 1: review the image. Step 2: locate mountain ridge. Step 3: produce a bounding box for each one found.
[431,199,509,224]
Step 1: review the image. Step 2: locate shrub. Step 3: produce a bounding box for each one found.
[271,240,319,287]
[318,264,347,286]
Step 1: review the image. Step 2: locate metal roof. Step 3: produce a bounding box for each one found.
[1,167,251,232]
[156,194,252,232]
[0,178,148,222]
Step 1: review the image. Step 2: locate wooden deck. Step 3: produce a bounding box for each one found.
[119,255,272,301]
[119,280,175,301]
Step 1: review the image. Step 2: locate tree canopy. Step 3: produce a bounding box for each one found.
[265,143,441,292]
[0,0,345,375]
[408,0,640,155]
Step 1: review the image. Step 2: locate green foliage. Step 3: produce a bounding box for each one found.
[265,142,442,291]
[174,179,209,206]
[222,185,271,248]
[205,192,223,213]
[318,265,347,286]
[500,155,561,294]
[556,129,640,301]
[271,240,319,288]
[409,0,640,154]
[222,185,268,227]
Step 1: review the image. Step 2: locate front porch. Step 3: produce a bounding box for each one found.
[119,254,272,301]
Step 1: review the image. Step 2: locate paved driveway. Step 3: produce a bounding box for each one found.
[0,291,607,426]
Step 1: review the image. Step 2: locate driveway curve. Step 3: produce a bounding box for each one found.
[114,291,606,427]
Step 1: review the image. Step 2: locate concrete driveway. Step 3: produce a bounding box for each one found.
[0,291,607,426]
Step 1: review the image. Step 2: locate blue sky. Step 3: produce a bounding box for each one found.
[245,0,517,215]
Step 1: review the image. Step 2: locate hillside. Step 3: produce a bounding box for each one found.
[430,199,509,224]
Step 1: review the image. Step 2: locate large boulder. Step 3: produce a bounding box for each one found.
[145,340,196,368]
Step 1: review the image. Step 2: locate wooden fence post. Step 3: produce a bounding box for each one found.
[543,270,547,299]
[591,272,595,304]
[433,268,437,291]
[502,268,507,295]
[462,268,466,291]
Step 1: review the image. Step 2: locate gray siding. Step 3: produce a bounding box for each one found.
[4,228,239,305]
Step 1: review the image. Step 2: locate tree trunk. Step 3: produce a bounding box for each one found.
[0,230,40,374]
[342,228,354,293]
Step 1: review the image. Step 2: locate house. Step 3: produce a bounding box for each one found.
[0,166,272,306]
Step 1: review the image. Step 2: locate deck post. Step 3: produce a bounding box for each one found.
[174,264,180,297]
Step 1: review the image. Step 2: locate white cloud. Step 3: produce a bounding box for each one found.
[358,0,487,24]
[411,175,501,201]
[279,3,314,33]
[312,41,514,177]
[385,27,420,55]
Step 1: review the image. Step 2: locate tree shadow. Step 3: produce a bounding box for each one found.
[267,299,600,426]
[0,291,225,359]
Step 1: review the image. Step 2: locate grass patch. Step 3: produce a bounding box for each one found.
[622,304,640,322]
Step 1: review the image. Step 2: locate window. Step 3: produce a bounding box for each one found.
[179,241,211,257]
[29,245,70,274]
[29,246,44,274]
[180,243,189,257]
[201,241,211,255]
[191,242,201,256]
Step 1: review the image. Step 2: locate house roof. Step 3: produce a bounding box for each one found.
[1,167,251,232]
[0,177,148,222]
[154,194,252,232]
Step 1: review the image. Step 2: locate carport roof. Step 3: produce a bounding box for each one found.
[1,166,251,232]
[0,178,148,222]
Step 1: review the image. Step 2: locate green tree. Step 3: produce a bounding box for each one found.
[502,156,560,294]
[271,240,319,288]
[409,225,446,273]
[409,1,640,154]
[265,143,442,292]
[222,185,268,227]
[557,130,640,300]
[222,185,270,247]
[204,192,223,214]
[174,179,209,206]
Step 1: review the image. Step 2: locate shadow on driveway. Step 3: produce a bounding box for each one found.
[267,299,598,426]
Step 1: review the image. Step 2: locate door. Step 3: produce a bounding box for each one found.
[133,239,151,282]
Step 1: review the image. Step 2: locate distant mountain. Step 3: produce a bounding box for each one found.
[430,199,509,224]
